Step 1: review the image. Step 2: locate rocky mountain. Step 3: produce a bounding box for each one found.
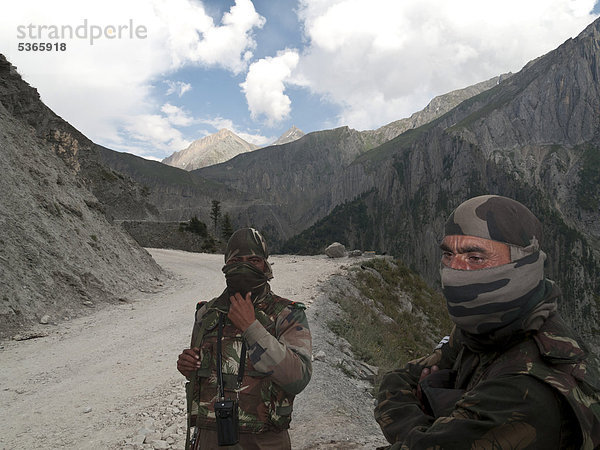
[117,17,598,354]
[188,77,512,240]
[281,18,600,354]
[3,17,599,355]
[194,126,373,238]
[271,125,305,145]
[361,73,512,146]
[161,128,259,171]
[59,60,502,239]
[0,55,164,337]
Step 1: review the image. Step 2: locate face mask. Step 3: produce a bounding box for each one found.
[222,262,269,299]
[441,251,546,335]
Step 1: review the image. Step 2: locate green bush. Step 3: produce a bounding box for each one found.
[179,215,208,237]
[327,257,453,387]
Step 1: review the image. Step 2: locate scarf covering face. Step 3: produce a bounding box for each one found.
[441,195,556,336]
[441,249,547,334]
[222,261,270,299]
[223,227,272,299]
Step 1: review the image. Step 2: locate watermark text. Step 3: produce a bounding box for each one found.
[16,19,147,46]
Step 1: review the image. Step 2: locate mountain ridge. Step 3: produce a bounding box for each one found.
[281,18,600,353]
[2,18,599,354]
[161,128,259,171]
[161,126,306,171]
[272,125,305,146]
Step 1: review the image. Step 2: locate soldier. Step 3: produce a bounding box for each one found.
[375,195,600,449]
[177,227,312,449]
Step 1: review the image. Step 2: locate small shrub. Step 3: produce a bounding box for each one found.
[180,216,208,237]
[327,257,453,389]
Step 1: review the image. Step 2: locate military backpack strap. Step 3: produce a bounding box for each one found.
[190,298,218,348]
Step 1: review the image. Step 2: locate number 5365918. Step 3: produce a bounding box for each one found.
[18,42,66,51]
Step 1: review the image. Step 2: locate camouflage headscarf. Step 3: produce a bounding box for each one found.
[222,228,273,300]
[444,194,544,256]
[224,228,270,265]
[441,195,556,337]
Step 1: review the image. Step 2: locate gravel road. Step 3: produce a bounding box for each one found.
[0,249,388,449]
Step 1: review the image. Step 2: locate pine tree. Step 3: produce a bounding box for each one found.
[221,213,234,240]
[210,200,221,234]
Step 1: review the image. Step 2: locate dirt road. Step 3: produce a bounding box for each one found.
[0,249,387,449]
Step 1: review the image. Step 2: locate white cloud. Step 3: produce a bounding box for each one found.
[295,0,599,130]
[0,0,265,158]
[161,103,196,126]
[199,116,237,131]
[123,114,191,152]
[165,80,192,97]
[193,0,265,73]
[240,49,300,126]
[237,131,273,146]
[151,0,265,73]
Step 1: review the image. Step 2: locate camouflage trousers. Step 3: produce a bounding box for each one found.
[196,428,291,450]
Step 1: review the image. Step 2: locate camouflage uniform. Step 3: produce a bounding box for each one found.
[185,228,312,449]
[375,311,600,449]
[375,196,600,449]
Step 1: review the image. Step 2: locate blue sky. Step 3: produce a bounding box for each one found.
[1,0,599,161]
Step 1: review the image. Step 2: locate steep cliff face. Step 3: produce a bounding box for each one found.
[447,22,600,239]
[283,19,600,353]
[0,55,159,223]
[0,56,164,336]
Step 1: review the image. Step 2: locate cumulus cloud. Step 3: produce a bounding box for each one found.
[295,0,599,130]
[161,103,196,126]
[240,49,300,126]
[124,114,191,152]
[0,0,265,158]
[152,0,265,73]
[119,103,202,154]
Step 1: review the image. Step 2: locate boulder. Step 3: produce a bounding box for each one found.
[325,242,346,258]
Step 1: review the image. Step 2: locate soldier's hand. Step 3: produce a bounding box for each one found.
[177,347,200,378]
[416,365,439,406]
[228,292,256,332]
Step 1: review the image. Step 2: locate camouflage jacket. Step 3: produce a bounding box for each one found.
[374,313,600,449]
[186,289,312,433]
